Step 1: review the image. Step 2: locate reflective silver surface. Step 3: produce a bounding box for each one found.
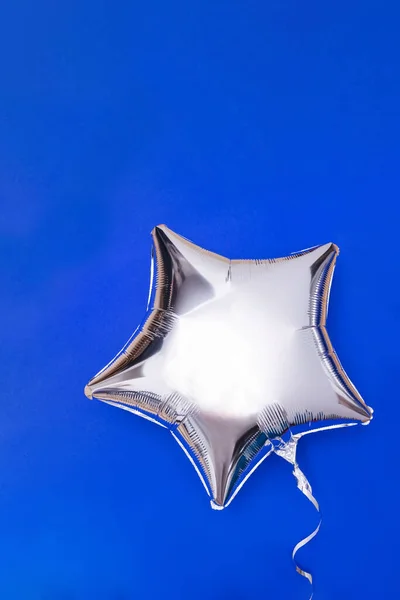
[85,225,372,509]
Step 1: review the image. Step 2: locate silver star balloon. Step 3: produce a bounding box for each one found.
[85,225,372,509]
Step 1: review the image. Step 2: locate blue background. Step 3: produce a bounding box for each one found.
[1,1,399,598]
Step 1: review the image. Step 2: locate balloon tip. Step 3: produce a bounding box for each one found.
[210,500,225,511]
[153,223,167,233]
[84,385,93,400]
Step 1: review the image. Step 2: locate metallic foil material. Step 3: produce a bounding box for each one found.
[85,225,372,514]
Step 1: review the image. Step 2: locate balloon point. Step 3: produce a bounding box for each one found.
[210,500,225,511]
[84,385,93,399]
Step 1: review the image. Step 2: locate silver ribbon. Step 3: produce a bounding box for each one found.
[275,423,359,598]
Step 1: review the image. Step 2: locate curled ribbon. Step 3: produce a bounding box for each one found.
[274,423,358,598]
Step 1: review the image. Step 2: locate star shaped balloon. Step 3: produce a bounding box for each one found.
[85,225,372,510]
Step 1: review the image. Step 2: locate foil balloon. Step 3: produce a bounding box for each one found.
[85,225,372,591]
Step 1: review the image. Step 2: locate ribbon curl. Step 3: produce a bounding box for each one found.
[275,423,358,598]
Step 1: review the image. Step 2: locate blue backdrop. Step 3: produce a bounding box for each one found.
[1,1,399,598]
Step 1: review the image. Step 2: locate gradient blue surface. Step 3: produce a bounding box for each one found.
[1,1,399,598]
